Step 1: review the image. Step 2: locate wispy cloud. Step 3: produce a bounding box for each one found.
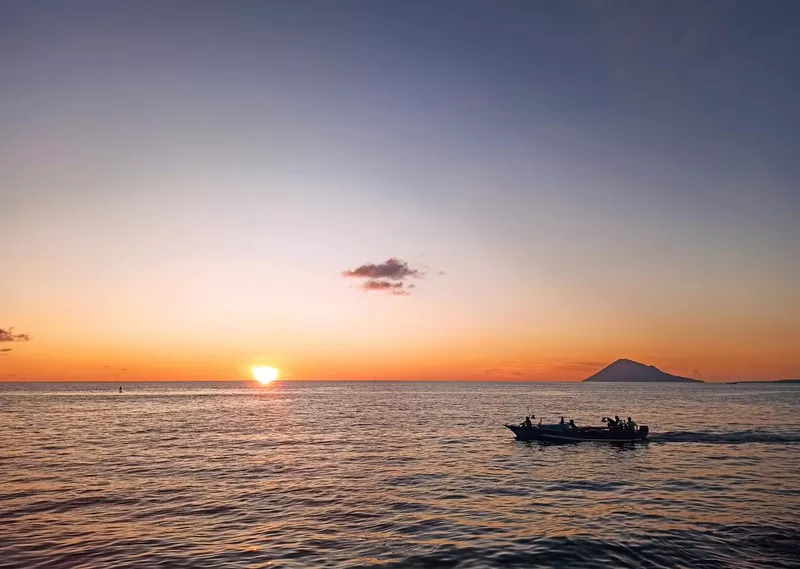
[342,258,426,296]
[483,367,528,378]
[557,361,606,371]
[0,348,12,355]
[0,328,30,342]
[363,280,408,295]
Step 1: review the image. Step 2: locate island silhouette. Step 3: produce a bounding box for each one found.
[583,358,703,383]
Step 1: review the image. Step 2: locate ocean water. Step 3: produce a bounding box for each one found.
[1,381,799,569]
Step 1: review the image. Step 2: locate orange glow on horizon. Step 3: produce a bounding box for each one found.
[0,333,797,383]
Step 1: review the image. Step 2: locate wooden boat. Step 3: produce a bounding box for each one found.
[505,423,649,443]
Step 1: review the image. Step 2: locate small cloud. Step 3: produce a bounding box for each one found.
[437,270,447,276]
[342,258,426,295]
[342,258,422,281]
[0,328,30,342]
[0,348,11,355]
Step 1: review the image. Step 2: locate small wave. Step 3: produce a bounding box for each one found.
[650,430,800,444]
[547,480,632,493]
[359,526,800,569]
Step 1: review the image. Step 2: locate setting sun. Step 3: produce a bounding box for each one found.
[252,366,279,385]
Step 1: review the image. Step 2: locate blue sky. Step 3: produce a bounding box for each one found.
[2,1,798,380]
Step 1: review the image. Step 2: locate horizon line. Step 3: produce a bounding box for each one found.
[0,378,793,384]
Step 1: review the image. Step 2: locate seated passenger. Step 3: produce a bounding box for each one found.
[522,415,533,428]
[568,419,577,429]
[626,416,637,429]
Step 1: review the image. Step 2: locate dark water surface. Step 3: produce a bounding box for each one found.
[2,381,799,568]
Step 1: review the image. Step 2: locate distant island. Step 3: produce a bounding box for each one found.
[583,358,703,383]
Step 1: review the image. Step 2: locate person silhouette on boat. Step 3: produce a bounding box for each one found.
[625,417,637,429]
[119,386,123,393]
[521,415,533,428]
[568,419,577,429]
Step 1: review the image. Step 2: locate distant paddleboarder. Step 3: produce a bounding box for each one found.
[119,386,123,393]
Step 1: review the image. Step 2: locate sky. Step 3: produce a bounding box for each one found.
[2,0,799,382]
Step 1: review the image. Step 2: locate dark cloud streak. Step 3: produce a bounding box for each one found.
[0,328,30,342]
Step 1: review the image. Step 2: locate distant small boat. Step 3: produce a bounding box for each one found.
[505,423,649,443]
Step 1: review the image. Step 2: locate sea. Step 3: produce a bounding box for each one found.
[1,381,799,569]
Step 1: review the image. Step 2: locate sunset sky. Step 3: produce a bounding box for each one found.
[3,1,799,382]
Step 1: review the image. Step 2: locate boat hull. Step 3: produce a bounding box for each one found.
[505,424,648,443]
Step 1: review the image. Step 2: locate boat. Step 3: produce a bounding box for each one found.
[505,423,649,443]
